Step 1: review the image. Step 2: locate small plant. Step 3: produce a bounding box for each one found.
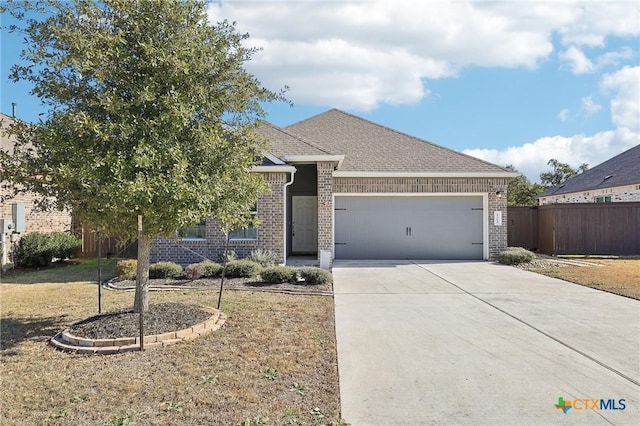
[298,267,332,285]
[248,248,279,267]
[161,401,184,413]
[104,414,135,426]
[261,266,298,284]
[48,406,69,419]
[149,261,183,279]
[219,249,237,263]
[197,374,216,385]
[116,259,137,280]
[310,407,325,425]
[70,393,89,403]
[290,382,306,395]
[236,416,267,426]
[261,367,279,381]
[225,260,261,278]
[498,247,535,265]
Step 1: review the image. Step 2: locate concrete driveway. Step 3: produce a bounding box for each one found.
[333,260,640,425]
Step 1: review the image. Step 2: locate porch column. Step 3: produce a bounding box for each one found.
[317,161,334,264]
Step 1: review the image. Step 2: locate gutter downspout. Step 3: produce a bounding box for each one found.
[282,169,296,265]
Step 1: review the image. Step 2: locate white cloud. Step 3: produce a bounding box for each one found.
[557,108,569,121]
[463,129,636,182]
[465,67,639,181]
[559,46,594,74]
[580,96,602,115]
[601,66,640,132]
[207,0,637,110]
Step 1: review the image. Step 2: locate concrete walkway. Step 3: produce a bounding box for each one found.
[333,260,640,425]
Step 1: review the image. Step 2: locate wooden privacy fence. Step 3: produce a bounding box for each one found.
[508,203,640,256]
[76,225,137,259]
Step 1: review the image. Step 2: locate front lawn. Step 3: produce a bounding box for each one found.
[0,264,342,425]
[526,258,640,299]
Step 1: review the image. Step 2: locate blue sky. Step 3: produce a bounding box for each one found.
[2,1,639,182]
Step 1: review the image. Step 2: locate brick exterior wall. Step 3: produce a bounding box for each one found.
[1,114,73,265]
[151,172,288,265]
[333,177,509,259]
[538,184,640,205]
[317,162,334,263]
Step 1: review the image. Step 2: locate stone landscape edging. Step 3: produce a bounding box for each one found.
[50,306,226,355]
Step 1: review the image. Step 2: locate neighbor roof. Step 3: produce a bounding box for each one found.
[539,144,640,197]
[282,109,511,174]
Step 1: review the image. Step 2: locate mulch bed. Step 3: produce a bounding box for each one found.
[108,276,333,294]
[68,302,211,339]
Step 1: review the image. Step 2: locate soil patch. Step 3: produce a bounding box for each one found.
[69,302,211,339]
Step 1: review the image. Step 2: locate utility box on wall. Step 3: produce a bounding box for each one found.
[1,219,14,235]
[12,203,25,233]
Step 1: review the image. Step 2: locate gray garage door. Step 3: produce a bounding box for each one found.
[334,196,484,259]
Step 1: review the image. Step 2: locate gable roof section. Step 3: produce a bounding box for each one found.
[539,144,640,197]
[256,120,333,157]
[283,109,512,175]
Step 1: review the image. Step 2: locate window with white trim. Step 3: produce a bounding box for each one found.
[229,205,258,240]
[177,220,206,239]
[595,195,611,203]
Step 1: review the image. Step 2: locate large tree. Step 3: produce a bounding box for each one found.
[539,159,589,187]
[505,165,546,206]
[1,0,283,311]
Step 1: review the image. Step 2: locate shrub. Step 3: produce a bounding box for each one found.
[247,248,279,267]
[184,260,222,279]
[298,267,332,285]
[14,232,56,268]
[261,266,298,284]
[498,247,535,265]
[224,260,261,278]
[201,260,223,278]
[184,262,205,280]
[49,232,81,260]
[149,261,183,279]
[116,259,137,280]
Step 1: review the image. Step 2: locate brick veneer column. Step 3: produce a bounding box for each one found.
[317,162,334,264]
[488,183,508,259]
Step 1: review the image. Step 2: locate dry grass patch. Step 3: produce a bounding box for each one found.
[527,258,640,299]
[0,281,341,425]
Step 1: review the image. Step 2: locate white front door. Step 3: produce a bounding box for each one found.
[292,196,318,253]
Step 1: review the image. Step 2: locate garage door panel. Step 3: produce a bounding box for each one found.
[335,196,483,260]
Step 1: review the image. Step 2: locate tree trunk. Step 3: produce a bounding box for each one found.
[134,235,151,313]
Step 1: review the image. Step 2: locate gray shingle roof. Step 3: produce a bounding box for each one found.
[539,144,640,197]
[282,109,511,174]
[256,121,333,157]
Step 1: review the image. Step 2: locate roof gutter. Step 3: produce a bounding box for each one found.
[332,171,520,178]
[281,155,345,169]
[252,165,297,173]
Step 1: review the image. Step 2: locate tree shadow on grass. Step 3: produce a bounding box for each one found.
[0,316,66,351]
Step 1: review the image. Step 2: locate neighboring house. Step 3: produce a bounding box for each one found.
[0,112,73,266]
[538,144,640,205]
[152,109,517,265]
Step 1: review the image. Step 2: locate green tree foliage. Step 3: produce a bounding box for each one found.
[539,159,589,187]
[505,165,546,206]
[1,0,284,311]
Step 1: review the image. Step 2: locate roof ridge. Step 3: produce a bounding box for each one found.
[265,120,336,155]
[291,108,511,172]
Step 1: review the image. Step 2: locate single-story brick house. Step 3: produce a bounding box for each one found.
[152,109,517,265]
[538,144,640,205]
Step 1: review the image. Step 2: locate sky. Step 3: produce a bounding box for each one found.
[1,0,639,182]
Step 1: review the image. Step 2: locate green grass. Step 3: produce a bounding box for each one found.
[0,258,118,284]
